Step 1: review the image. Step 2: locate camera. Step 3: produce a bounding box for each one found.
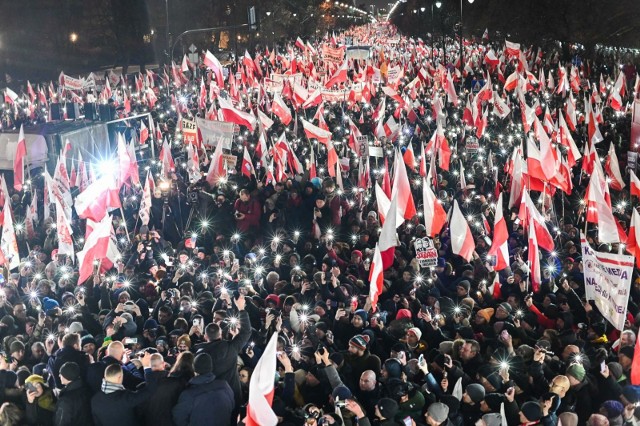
[187,186,200,205]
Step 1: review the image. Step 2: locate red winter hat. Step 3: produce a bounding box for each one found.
[266,294,280,307]
[396,309,412,320]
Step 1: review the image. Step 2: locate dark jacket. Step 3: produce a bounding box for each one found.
[139,371,191,426]
[195,310,251,404]
[47,347,90,389]
[24,390,56,426]
[54,380,93,426]
[90,370,157,426]
[172,373,235,426]
[86,356,144,394]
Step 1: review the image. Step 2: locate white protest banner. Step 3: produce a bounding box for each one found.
[264,73,303,93]
[581,234,634,330]
[60,73,85,91]
[369,146,384,157]
[322,45,346,65]
[321,83,363,102]
[386,66,402,85]
[195,117,235,149]
[181,119,198,145]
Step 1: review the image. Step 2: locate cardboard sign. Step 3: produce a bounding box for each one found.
[369,146,384,157]
[386,66,402,85]
[195,117,235,149]
[181,119,198,145]
[222,154,237,168]
[415,237,438,268]
[628,151,638,172]
[465,138,480,154]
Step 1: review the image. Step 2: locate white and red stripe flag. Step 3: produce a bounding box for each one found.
[246,331,279,426]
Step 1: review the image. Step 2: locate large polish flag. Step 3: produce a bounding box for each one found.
[450,200,475,262]
[488,193,510,271]
[368,244,384,311]
[379,194,399,270]
[246,332,279,426]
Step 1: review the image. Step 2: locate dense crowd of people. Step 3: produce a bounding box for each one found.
[0,20,639,426]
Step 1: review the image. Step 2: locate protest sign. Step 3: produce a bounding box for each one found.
[415,237,438,268]
[59,73,85,91]
[322,45,346,65]
[181,119,198,145]
[581,234,634,330]
[465,137,480,154]
[195,117,235,149]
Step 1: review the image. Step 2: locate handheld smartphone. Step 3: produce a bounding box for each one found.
[403,416,412,426]
[124,337,138,346]
[600,360,606,373]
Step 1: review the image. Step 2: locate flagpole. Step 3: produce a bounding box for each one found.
[119,206,131,242]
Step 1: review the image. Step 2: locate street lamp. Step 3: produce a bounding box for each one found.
[165,0,171,63]
[69,32,78,43]
[460,0,474,70]
[432,1,442,62]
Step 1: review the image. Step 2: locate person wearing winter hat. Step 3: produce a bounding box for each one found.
[375,398,399,422]
[565,363,586,385]
[331,384,352,403]
[475,308,495,325]
[460,382,486,424]
[42,297,60,314]
[24,374,56,423]
[495,302,512,320]
[464,383,486,405]
[172,353,235,426]
[425,402,449,425]
[599,400,624,421]
[345,334,381,387]
[381,358,403,381]
[56,362,92,426]
[78,334,97,358]
[176,334,191,352]
[618,346,634,372]
[519,401,543,424]
[565,362,594,424]
[396,309,412,321]
[456,280,471,297]
[67,321,84,334]
[353,309,369,326]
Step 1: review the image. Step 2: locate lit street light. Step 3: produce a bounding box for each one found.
[69,32,78,43]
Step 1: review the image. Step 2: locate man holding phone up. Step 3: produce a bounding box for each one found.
[195,294,251,407]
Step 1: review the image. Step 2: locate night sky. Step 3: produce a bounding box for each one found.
[0,0,639,82]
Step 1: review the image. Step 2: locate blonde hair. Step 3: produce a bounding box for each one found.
[0,403,23,426]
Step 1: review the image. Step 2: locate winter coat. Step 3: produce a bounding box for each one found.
[54,379,93,426]
[171,373,235,426]
[194,310,251,405]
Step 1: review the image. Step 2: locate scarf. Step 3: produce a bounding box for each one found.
[36,390,56,412]
[101,379,125,394]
